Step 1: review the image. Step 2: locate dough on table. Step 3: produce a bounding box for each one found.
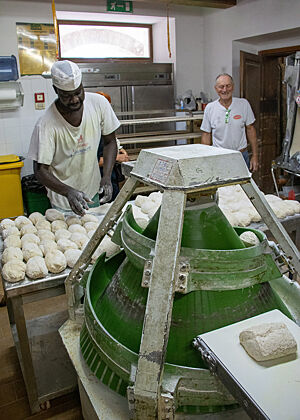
[51,220,68,232]
[1,247,23,265]
[66,215,82,226]
[37,229,55,242]
[22,242,43,262]
[39,239,58,255]
[45,250,67,273]
[29,212,45,225]
[21,233,40,247]
[20,224,37,236]
[68,224,86,235]
[81,214,98,224]
[55,228,71,241]
[57,238,78,252]
[64,249,82,268]
[2,226,20,239]
[239,231,260,246]
[14,216,33,230]
[70,232,89,249]
[26,256,48,279]
[45,208,65,222]
[35,220,51,231]
[4,235,21,249]
[239,322,297,361]
[0,218,15,232]
[2,259,26,283]
[84,222,98,232]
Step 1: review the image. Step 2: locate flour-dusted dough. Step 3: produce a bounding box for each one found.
[26,256,48,279]
[91,236,120,263]
[2,259,26,283]
[84,222,98,232]
[2,226,20,239]
[4,235,21,249]
[81,214,98,224]
[29,212,45,225]
[64,249,82,268]
[21,233,40,247]
[132,205,149,229]
[0,218,15,232]
[239,322,297,362]
[239,231,260,246]
[68,224,86,235]
[45,250,67,273]
[148,191,162,205]
[141,199,158,215]
[14,216,33,230]
[70,232,89,249]
[37,229,55,242]
[51,220,68,232]
[57,238,78,253]
[66,215,82,226]
[20,224,37,236]
[134,195,148,208]
[1,247,23,265]
[22,242,43,262]
[55,229,71,241]
[35,220,51,231]
[45,208,65,222]
[39,239,58,256]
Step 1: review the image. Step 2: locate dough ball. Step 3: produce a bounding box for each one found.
[132,206,149,229]
[287,200,300,213]
[141,199,158,215]
[84,222,98,232]
[21,233,40,247]
[81,214,98,224]
[26,256,48,279]
[148,191,162,205]
[147,207,158,219]
[55,229,71,241]
[70,232,89,249]
[35,220,51,231]
[66,215,82,226]
[239,231,260,246]
[45,250,67,273]
[37,229,55,242]
[1,247,23,265]
[22,242,43,262]
[29,212,45,225]
[57,238,78,253]
[0,218,15,232]
[2,259,26,283]
[239,322,297,361]
[39,239,58,256]
[45,208,65,222]
[20,224,37,236]
[134,195,148,208]
[234,210,252,227]
[91,236,120,263]
[51,220,68,232]
[4,235,21,249]
[87,230,96,239]
[2,226,20,239]
[64,249,82,268]
[14,216,32,230]
[68,224,86,235]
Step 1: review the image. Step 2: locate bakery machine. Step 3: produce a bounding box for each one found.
[272,51,300,198]
[61,144,300,419]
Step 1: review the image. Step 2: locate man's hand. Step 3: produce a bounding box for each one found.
[66,189,93,216]
[99,178,113,204]
[116,148,129,163]
[250,155,259,172]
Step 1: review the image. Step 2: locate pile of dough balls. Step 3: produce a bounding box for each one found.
[218,185,300,227]
[0,209,120,283]
[132,192,162,229]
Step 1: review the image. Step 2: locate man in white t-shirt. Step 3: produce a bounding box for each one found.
[201,73,258,172]
[28,60,120,215]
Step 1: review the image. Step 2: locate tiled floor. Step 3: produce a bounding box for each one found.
[0,293,83,420]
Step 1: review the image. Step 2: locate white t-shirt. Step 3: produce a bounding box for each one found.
[28,92,120,210]
[200,97,255,151]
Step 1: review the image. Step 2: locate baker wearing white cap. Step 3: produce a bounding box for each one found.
[28,60,120,215]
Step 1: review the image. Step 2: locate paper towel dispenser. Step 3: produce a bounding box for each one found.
[0,56,24,110]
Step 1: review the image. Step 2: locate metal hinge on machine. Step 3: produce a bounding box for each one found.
[268,241,296,277]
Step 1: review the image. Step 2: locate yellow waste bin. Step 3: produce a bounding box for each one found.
[0,154,24,219]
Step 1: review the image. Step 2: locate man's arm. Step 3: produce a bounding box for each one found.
[245,124,259,172]
[34,161,92,216]
[99,131,118,203]
[201,131,212,145]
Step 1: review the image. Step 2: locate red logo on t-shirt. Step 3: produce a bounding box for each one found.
[233,115,242,119]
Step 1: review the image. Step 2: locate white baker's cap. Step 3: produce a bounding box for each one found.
[51,60,82,91]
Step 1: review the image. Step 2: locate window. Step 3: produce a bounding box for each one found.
[57,21,153,62]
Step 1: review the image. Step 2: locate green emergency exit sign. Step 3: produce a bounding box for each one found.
[107,0,133,13]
